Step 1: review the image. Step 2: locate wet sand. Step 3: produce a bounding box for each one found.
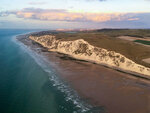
[17,34,150,113]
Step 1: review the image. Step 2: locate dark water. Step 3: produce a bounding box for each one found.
[0,29,90,113]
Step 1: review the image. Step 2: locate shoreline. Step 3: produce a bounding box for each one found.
[16,33,150,80]
[30,34,150,79]
[14,34,93,112]
[16,33,150,113]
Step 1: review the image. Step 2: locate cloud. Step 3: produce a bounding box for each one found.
[0,12,9,17]
[1,8,142,23]
[28,1,47,5]
[128,18,139,21]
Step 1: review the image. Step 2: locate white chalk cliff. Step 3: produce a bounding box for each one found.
[29,35,150,77]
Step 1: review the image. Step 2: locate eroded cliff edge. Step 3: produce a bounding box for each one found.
[29,35,150,78]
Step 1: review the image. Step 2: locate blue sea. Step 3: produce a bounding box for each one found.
[0,29,91,113]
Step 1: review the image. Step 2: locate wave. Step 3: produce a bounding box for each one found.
[13,35,93,113]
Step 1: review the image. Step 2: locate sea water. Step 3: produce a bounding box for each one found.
[0,29,92,113]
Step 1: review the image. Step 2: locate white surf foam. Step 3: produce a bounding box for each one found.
[13,35,93,113]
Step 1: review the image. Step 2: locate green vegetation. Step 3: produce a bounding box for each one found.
[95,29,150,38]
[134,40,150,45]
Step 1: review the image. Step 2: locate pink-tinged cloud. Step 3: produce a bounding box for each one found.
[3,8,140,23]
[128,18,139,21]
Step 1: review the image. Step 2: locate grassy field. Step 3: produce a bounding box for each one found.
[32,29,150,67]
[95,29,150,38]
[134,40,150,45]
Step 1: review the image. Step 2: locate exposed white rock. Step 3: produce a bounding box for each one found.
[29,35,150,77]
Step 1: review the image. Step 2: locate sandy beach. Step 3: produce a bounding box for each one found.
[17,34,150,113]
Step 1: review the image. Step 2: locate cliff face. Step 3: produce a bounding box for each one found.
[29,35,150,77]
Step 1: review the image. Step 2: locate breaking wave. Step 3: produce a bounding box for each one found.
[13,35,93,113]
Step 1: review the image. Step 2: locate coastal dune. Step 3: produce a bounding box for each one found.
[29,35,150,78]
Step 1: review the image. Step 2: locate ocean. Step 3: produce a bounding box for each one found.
[0,29,91,113]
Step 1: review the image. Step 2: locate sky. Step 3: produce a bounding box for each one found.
[0,0,150,29]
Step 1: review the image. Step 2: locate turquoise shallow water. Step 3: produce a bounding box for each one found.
[0,29,91,113]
